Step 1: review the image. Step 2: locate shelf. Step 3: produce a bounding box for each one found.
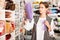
[15,33,20,37]
[0,30,15,40]
[33,4,39,5]
[48,13,60,18]
[5,10,15,12]
[50,7,58,9]
[33,13,58,19]
[15,27,20,37]
[48,14,57,18]
[0,34,5,40]
[33,9,39,11]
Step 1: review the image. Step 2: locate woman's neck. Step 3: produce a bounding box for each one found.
[40,14,46,18]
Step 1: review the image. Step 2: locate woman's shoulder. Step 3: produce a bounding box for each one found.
[46,15,52,24]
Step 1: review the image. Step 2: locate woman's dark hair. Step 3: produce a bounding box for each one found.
[34,2,49,14]
[39,2,49,8]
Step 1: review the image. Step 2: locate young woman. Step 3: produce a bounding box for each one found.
[24,2,52,40]
[31,2,52,40]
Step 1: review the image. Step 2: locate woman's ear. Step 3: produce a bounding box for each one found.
[46,8,49,13]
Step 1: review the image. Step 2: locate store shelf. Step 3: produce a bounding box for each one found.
[54,33,60,40]
[48,14,57,18]
[0,34,5,40]
[24,35,32,40]
[33,9,39,11]
[50,7,58,10]
[10,31,15,40]
[0,0,15,40]
[15,32,20,37]
[0,30,15,40]
[5,10,15,12]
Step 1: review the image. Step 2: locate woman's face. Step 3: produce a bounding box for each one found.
[39,4,47,14]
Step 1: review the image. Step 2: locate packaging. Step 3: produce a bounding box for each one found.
[25,2,33,20]
[0,20,5,36]
[6,21,15,33]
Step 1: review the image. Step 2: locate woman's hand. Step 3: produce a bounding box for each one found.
[44,20,51,32]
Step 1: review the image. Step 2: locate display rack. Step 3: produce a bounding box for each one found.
[0,0,15,40]
[0,0,5,40]
[0,34,5,40]
[15,0,25,40]
[19,0,25,40]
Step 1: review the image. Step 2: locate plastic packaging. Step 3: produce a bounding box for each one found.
[25,2,33,20]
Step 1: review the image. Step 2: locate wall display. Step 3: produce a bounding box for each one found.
[15,0,21,40]
[0,0,15,40]
[5,11,15,34]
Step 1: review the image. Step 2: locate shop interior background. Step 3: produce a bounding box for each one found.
[0,0,60,40]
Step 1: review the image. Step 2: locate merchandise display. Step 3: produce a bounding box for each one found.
[5,0,15,10]
[0,0,15,40]
[6,33,11,40]
[5,20,15,33]
[5,12,11,18]
[0,0,60,40]
[0,20,5,36]
[25,2,33,20]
